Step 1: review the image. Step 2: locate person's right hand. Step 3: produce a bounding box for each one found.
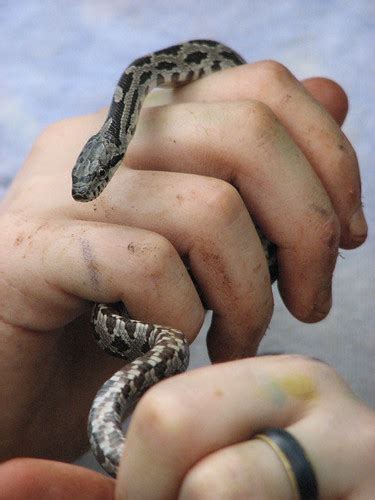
[0,61,367,464]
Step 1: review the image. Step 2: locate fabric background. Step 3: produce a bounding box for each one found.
[1,0,373,472]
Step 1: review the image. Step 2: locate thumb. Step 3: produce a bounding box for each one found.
[0,458,114,499]
[302,77,349,126]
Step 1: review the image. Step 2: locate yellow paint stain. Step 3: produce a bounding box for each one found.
[276,374,317,401]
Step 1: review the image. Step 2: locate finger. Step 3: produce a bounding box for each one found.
[151,76,350,127]
[302,77,349,126]
[180,438,295,499]
[167,63,367,248]
[78,169,274,359]
[119,355,373,499]
[0,458,114,500]
[122,101,339,322]
[38,100,339,323]
[42,220,204,339]
[117,355,323,499]
[180,396,374,500]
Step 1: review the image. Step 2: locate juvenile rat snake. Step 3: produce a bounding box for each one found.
[71,39,277,477]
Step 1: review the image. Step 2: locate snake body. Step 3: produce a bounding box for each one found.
[72,40,277,477]
[87,303,189,476]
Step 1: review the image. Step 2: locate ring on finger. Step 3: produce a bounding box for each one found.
[254,428,318,500]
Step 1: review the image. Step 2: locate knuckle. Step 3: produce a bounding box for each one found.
[257,59,296,85]
[275,353,338,380]
[335,136,359,169]
[297,206,340,263]
[33,121,67,150]
[181,448,260,500]
[132,386,191,450]
[237,99,278,138]
[181,466,218,500]
[149,234,176,266]
[275,353,322,368]
[129,233,178,280]
[313,211,341,260]
[199,178,245,227]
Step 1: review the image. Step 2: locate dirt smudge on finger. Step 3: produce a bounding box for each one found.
[309,203,330,218]
[80,237,101,290]
[14,233,25,246]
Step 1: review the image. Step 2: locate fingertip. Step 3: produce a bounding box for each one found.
[302,77,349,126]
[0,458,114,500]
[206,308,272,363]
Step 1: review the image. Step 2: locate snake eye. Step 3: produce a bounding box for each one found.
[98,167,107,179]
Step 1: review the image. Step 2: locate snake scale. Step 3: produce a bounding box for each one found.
[71,40,277,477]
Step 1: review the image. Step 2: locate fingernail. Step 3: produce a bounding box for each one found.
[350,206,368,242]
[311,285,332,321]
[318,285,332,308]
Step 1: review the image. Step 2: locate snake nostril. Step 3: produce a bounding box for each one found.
[72,187,88,200]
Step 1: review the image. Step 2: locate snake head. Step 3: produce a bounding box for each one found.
[72,132,124,202]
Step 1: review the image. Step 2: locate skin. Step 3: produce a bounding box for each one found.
[1,357,375,499]
[0,60,371,498]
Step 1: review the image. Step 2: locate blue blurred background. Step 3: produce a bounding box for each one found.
[1,0,374,470]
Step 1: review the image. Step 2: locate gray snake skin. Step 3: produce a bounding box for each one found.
[71,40,277,477]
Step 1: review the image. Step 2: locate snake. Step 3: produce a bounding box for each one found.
[71,40,277,477]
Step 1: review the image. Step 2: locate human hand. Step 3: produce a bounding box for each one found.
[1,355,374,499]
[0,60,367,464]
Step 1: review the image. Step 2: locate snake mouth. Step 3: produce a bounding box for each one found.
[72,187,92,202]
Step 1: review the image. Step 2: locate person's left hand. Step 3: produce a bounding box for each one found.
[1,355,374,499]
